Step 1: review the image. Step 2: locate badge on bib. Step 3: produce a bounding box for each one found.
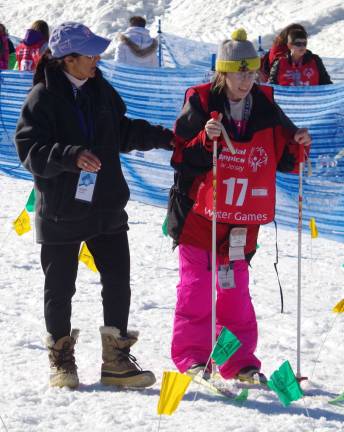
[218,264,236,289]
[229,227,247,261]
[75,171,97,203]
[230,227,247,247]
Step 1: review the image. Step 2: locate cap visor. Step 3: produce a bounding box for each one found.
[78,35,111,56]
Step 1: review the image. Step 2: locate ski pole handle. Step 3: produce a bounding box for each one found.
[210,111,219,154]
[210,111,220,148]
[210,111,236,155]
[210,111,220,121]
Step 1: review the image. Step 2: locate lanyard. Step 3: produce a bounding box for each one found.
[225,95,251,139]
[73,87,95,146]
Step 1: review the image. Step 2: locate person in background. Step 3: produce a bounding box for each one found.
[259,23,307,82]
[167,29,311,385]
[15,19,49,71]
[269,23,307,68]
[114,16,158,67]
[0,23,9,69]
[269,28,332,85]
[15,22,174,390]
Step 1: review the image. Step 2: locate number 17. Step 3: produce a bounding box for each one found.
[223,178,248,206]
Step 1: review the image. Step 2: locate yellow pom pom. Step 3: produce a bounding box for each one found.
[231,28,247,41]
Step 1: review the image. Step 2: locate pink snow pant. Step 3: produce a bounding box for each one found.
[171,244,261,379]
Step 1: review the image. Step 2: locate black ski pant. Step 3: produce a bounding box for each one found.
[41,231,131,342]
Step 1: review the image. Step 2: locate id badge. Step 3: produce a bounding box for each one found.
[218,265,236,289]
[75,171,97,203]
[229,227,247,261]
[229,246,245,261]
[230,227,247,247]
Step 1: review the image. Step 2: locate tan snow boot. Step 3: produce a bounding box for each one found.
[46,329,79,389]
[100,326,156,388]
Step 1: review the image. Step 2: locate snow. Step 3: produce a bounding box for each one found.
[1,1,344,431]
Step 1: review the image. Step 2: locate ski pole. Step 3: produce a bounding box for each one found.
[297,143,307,381]
[210,111,219,376]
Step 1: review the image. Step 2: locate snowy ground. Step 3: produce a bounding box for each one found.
[0,174,343,432]
[2,0,344,60]
[1,0,344,431]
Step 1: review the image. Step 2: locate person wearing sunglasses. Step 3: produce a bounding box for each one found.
[269,28,332,86]
[15,22,174,390]
[167,28,311,386]
[261,23,307,80]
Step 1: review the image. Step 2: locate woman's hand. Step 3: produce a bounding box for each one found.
[205,113,223,140]
[76,150,101,172]
[294,128,312,146]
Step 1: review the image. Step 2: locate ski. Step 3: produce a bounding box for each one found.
[234,382,271,391]
[190,373,249,402]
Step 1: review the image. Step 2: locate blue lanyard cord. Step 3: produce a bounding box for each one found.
[74,88,95,145]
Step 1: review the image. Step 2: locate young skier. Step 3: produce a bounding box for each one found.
[167,28,311,384]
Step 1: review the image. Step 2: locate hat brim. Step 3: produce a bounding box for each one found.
[76,34,111,56]
[216,57,260,73]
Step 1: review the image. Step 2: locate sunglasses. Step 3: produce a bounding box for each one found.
[292,41,307,47]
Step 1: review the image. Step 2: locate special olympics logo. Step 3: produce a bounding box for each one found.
[303,67,314,79]
[248,147,268,172]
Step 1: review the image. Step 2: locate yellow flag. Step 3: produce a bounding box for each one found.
[309,217,318,239]
[332,299,344,313]
[13,209,31,236]
[78,242,98,272]
[157,371,191,416]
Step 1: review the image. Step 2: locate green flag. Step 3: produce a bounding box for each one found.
[162,214,168,237]
[267,360,303,406]
[234,388,249,402]
[329,392,344,406]
[25,188,35,213]
[211,327,241,366]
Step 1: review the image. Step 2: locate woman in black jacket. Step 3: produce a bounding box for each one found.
[15,22,174,390]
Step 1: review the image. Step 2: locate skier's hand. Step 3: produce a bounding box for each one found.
[205,113,223,140]
[294,128,311,146]
[76,150,101,172]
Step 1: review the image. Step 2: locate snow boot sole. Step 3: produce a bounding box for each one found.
[101,370,156,388]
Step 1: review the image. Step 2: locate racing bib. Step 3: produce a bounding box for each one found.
[193,128,277,224]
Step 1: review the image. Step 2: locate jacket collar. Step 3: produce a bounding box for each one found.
[43,65,102,101]
[287,49,313,65]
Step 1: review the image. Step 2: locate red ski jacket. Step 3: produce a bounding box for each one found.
[167,82,309,261]
[269,51,332,86]
[16,40,46,72]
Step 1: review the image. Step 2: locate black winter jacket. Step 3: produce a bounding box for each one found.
[15,65,173,244]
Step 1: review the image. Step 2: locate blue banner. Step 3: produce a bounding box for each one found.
[0,61,343,242]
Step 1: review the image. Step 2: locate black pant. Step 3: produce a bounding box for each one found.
[41,231,131,341]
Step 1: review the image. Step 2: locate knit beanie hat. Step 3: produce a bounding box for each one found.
[216,28,260,73]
